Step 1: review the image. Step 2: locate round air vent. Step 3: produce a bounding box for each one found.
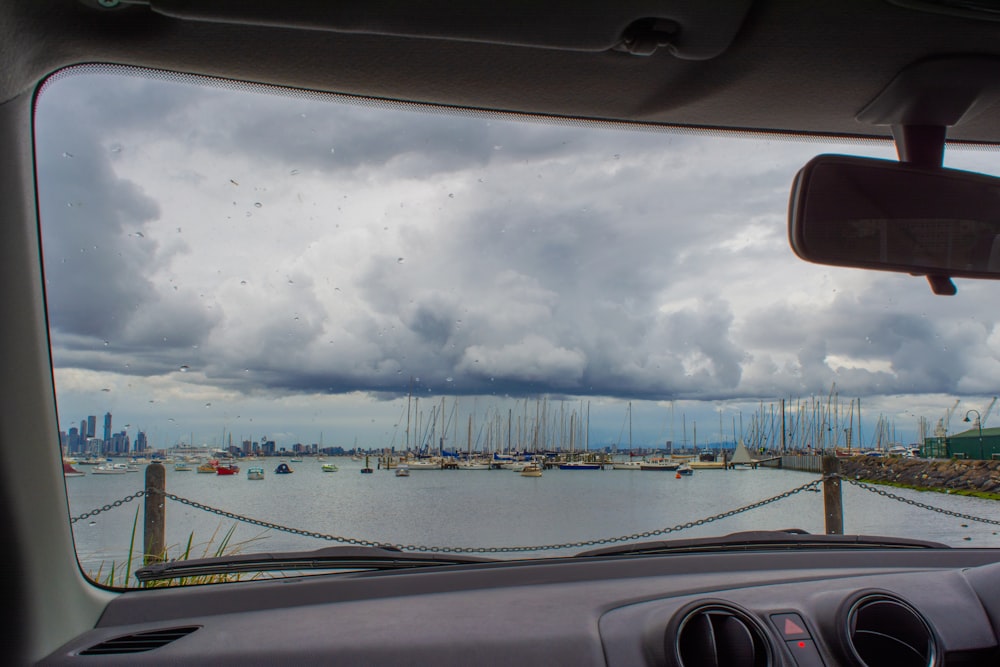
[845,593,937,667]
[671,603,771,667]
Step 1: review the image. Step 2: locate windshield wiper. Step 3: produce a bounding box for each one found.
[573,530,949,558]
[134,545,497,583]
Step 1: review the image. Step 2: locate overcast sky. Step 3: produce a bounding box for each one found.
[33,67,1000,450]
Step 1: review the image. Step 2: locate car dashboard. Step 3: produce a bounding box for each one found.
[39,548,1000,665]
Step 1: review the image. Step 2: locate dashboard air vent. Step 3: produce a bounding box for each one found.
[673,603,770,667]
[79,626,199,656]
[846,594,936,667]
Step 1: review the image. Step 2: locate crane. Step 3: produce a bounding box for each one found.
[934,399,961,437]
[980,397,998,428]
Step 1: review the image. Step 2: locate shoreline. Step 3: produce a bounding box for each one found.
[838,456,1000,501]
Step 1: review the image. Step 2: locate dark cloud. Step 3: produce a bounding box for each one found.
[35,66,1000,444]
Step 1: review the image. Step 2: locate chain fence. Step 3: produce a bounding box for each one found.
[68,475,1000,555]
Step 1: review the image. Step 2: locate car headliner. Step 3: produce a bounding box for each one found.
[3,0,1000,144]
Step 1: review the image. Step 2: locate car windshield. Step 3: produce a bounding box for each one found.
[35,66,1000,589]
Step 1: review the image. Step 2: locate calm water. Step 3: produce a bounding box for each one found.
[66,458,1000,575]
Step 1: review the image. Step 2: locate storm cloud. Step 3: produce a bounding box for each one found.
[33,66,1000,446]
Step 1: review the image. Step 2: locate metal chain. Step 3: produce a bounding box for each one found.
[845,478,1000,527]
[70,491,145,524]
[150,480,822,554]
[66,477,1000,554]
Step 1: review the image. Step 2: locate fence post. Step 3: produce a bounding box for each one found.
[822,455,843,535]
[144,462,166,565]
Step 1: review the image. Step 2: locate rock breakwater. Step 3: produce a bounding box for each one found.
[839,456,1000,496]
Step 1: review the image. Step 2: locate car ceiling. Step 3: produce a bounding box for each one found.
[3,0,1000,144]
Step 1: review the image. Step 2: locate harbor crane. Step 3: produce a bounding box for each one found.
[977,397,997,428]
[934,399,961,438]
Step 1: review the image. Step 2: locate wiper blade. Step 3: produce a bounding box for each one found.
[134,545,496,582]
[573,530,948,558]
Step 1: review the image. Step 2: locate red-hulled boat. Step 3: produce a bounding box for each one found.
[216,462,239,475]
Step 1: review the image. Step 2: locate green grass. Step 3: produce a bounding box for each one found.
[854,477,1000,501]
[89,510,271,588]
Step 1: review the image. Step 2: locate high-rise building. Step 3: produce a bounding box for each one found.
[135,431,147,453]
[86,415,96,439]
[103,412,112,444]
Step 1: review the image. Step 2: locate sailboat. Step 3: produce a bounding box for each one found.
[612,402,642,470]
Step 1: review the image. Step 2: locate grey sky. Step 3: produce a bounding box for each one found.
[33,66,1000,449]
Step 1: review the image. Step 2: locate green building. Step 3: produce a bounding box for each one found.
[924,427,1000,459]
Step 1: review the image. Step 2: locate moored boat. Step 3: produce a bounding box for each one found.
[520,463,542,477]
[321,463,339,472]
[216,462,239,475]
[639,458,680,471]
[247,466,264,480]
[274,462,294,474]
[92,463,127,474]
[558,461,602,470]
[173,462,192,471]
[197,459,219,473]
[63,461,84,477]
[395,465,410,477]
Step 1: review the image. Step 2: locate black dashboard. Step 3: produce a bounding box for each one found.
[39,548,1000,665]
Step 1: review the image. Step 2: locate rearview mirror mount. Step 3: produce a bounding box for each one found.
[788,155,1000,295]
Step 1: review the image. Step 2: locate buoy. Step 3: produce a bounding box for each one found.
[675,472,681,479]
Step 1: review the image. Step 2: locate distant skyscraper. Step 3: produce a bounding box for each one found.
[80,419,87,441]
[103,412,112,444]
[86,415,96,439]
[135,431,147,452]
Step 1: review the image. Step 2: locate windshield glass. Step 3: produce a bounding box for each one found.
[35,66,1000,588]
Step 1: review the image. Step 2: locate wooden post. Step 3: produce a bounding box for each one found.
[144,461,166,566]
[822,455,843,535]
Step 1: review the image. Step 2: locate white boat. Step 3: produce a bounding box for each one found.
[395,465,410,477]
[247,466,265,480]
[404,459,441,470]
[92,463,127,475]
[639,458,680,471]
[611,460,642,470]
[173,462,192,471]
[457,460,490,470]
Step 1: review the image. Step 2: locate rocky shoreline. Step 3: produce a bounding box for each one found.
[838,456,1000,497]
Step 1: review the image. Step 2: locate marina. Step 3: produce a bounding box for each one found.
[66,457,1000,573]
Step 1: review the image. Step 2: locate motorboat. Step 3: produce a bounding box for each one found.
[197,459,219,473]
[558,461,602,470]
[216,463,239,475]
[91,463,127,475]
[676,464,693,476]
[611,460,642,470]
[520,464,542,477]
[321,463,339,472]
[395,465,410,477]
[173,462,192,472]
[639,458,680,471]
[247,467,265,480]
[274,463,294,474]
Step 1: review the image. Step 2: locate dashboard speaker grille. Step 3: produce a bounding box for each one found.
[79,626,199,656]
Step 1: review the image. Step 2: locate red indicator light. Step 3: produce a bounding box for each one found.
[798,641,806,648]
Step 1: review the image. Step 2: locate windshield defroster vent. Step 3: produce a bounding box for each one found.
[672,603,770,667]
[78,626,199,656]
[846,594,937,667]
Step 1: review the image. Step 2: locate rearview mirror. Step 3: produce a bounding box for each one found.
[788,155,1000,292]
